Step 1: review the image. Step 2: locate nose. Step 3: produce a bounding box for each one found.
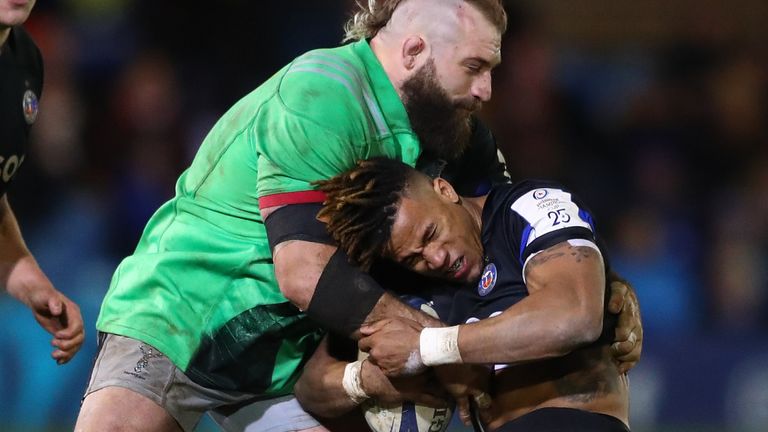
[423,244,449,271]
[471,71,492,103]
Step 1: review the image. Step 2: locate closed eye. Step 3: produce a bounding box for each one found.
[425,223,437,242]
[464,57,492,74]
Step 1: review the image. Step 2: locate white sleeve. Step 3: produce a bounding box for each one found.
[522,238,602,284]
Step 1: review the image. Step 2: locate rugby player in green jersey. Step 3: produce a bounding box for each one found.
[76,1,642,431]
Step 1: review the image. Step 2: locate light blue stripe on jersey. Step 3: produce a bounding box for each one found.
[579,208,596,231]
[306,52,389,136]
[290,53,389,137]
[519,224,533,265]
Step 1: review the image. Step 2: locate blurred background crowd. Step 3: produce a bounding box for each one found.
[2,0,767,431]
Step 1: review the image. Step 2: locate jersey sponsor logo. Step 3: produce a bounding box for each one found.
[477,262,497,296]
[0,154,25,183]
[22,89,39,125]
[533,189,548,199]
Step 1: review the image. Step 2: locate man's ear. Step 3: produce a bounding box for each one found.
[401,36,427,71]
[433,177,460,204]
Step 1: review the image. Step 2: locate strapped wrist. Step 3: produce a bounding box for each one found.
[342,360,369,404]
[420,325,462,366]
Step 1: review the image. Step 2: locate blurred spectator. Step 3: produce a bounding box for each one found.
[487,2,567,181]
[708,153,768,330]
[95,52,187,257]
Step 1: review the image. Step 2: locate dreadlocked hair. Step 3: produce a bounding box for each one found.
[315,158,413,270]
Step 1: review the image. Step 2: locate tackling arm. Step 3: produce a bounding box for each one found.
[456,241,605,364]
[264,204,442,338]
[359,240,606,372]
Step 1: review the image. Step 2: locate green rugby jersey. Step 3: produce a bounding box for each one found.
[96,40,420,395]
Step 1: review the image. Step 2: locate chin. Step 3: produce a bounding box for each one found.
[464,265,482,284]
[467,273,481,284]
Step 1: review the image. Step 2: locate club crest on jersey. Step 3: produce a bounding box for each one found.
[22,90,39,125]
[533,189,548,199]
[477,263,497,296]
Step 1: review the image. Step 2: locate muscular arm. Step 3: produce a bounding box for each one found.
[0,195,84,364]
[457,241,605,364]
[360,240,606,372]
[294,336,362,417]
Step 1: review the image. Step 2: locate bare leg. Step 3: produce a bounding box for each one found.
[75,387,182,432]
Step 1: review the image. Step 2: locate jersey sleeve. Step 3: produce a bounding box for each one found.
[508,184,601,269]
[256,111,361,208]
[254,60,382,209]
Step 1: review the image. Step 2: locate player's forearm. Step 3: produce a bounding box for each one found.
[294,353,360,418]
[366,292,443,328]
[455,292,603,364]
[274,240,441,338]
[456,252,605,364]
[422,250,606,366]
[0,196,39,300]
[0,195,29,261]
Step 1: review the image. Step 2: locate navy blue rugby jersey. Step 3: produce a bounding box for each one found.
[416,117,510,197]
[442,179,614,339]
[0,26,43,197]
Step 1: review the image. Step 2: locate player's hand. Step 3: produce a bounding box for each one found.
[360,359,450,408]
[607,278,643,373]
[359,317,425,376]
[434,364,492,426]
[26,283,85,365]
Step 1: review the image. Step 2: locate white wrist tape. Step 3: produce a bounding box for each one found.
[342,360,369,404]
[420,325,462,366]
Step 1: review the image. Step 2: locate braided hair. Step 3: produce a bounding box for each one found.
[315,158,415,270]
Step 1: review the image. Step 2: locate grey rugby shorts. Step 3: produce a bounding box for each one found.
[83,332,323,432]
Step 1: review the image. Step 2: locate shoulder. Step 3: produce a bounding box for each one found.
[496,179,571,204]
[495,180,590,222]
[277,46,370,120]
[9,26,43,73]
[487,181,599,260]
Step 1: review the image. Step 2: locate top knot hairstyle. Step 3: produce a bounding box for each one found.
[315,158,415,270]
[342,0,508,42]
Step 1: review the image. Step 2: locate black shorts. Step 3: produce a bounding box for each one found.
[494,407,630,432]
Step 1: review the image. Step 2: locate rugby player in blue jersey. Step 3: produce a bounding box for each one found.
[295,158,639,431]
[1,0,84,366]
